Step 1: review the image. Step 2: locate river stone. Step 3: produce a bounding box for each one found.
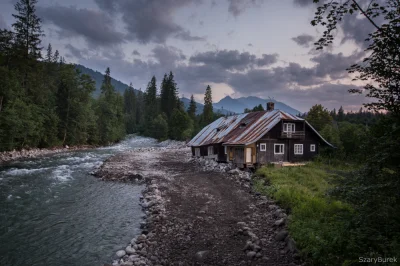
[247,251,256,258]
[126,245,136,255]
[195,250,210,261]
[116,250,126,258]
[121,262,134,266]
[275,218,285,226]
[130,238,137,245]
[275,230,289,241]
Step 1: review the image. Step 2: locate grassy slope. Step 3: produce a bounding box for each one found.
[254,163,356,265]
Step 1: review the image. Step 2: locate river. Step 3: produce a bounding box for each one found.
[0,136,162,266]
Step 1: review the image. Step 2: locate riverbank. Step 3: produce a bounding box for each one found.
[96,147,302,266]
[0,145,97,164]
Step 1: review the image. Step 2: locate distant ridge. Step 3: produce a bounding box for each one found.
[74,64,301,115]
[75,64,137,96]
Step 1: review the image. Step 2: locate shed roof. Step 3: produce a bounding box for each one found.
[187,110,334,148]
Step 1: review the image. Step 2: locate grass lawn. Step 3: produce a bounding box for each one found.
[254,162,356,265]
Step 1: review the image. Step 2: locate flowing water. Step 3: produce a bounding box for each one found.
[0,136,162,266]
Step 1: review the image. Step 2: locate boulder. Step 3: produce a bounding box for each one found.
[125,245,136,255]
[116,250,126,258]
[195,250,210,261]
[275,230,289,241]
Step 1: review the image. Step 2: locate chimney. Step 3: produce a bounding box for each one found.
[266,102,275,111]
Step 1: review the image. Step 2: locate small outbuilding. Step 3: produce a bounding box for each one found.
[187,102,333,168]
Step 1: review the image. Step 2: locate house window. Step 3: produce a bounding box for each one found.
[294,144,303,155]
[260,143,267,151]
[283,123,295,132]
[208,146,214,155]
[224,146,227,154]
[310,144,316,152]
[274,144,284,154]
[195,148,200,157]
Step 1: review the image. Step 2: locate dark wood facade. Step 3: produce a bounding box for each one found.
[225,120,322,167]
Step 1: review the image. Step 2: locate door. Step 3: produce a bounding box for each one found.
[246,147,252,163]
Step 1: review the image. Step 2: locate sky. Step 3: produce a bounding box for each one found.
[0,0,376,112]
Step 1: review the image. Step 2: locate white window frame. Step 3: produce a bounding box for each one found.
[310,144,316,152]
[260,143,267,151]
[274,144,284,155]
[283,123,296,133]
[224,146,227,154]
[294,144,303,155]
[208,146,214,155]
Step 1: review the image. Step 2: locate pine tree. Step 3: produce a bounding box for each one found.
[338,106,345,121]
[12,0,43,60]
[53,50,59,63]
[97,67,125,144]
[160,71,179,118]
[45,43,52,62]
[123,83,137,134]
[188,94,197,119]
[203,85,213,125]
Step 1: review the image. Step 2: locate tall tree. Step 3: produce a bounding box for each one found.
[187,94,197,120]
[12,0,43,60]
[203,85,213,125]
[337,106,345,121]
[97,67,125,144]
[45,43,52,62]
[123,83,137,134]
[306,104,332,131]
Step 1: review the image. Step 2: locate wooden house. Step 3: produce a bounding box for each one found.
[187,102,333,168]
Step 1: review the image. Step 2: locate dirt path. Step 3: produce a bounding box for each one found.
[97,148,301,266]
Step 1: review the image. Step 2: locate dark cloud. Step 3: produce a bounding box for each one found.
[65,44,87,58]
[132,50,141,56]
[151,45,186,66]
[248,43,253,47]
[340,16,379,48]
[257,54,278,67]
[94,0,204,44]
[0,14,8,29]
[311,51,364,79]
[189,49,277,71]
[292,0,313,7]
[291,34,314,48]
[37,5,124,47]
[227,0,264,17]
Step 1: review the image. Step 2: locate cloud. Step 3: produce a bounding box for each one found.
[340,16,379,48]
[292,0,313,7]
[189,49,278,71]
[227,0,265,16]
[37,5,124,47]
[0,14,8,29]
[151,45,186,66]
[65,44,87,58]
[311,51,365,79]
[291,34,315,48]
[132,50,141,56]
[94,0,204,44]
[248,43,253,47]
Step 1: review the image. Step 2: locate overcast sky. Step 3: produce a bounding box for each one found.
[0,0,375,112]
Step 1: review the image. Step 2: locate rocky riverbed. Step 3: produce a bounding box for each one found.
[95,146,303,266]
[0,145,95,163]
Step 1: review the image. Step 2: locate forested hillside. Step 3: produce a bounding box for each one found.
[0,0,223,152]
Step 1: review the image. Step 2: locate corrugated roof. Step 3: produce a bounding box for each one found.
[187,110,334,147]
[186,113,248,146]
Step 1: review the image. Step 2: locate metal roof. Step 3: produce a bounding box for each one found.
[187,110,334,147]
[186,113,248,146]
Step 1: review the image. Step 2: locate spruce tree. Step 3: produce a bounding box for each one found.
[203,85,213,125]
[123,83,137,134]
[45,43,52,62]
[12,0,43,60]
[188,94,197,120]
[338,106,345,121]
